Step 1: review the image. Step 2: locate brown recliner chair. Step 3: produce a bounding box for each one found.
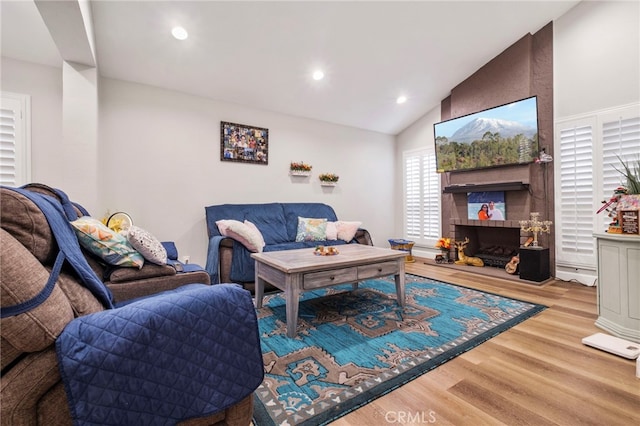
[0,185,261,425]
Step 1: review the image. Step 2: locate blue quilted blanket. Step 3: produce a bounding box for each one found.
[56,283,264,425]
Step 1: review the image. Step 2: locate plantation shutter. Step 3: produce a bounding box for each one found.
[422,152,440,239]
[555,118,596,267]
[403,148,440,246]
[0,93,30,186]
[405,154,421,240]
[600,114,640,229]
[555,104,640,271]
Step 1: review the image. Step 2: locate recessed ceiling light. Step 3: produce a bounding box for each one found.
[312,70,325,81]
[396,95,407,104]
[171,26,188,41]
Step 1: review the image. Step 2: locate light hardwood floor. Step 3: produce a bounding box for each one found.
[330,258,640,426]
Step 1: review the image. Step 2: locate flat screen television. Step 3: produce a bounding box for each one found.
[434,96,539,173]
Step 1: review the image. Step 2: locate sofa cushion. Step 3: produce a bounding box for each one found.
[71,217,144,269]
[108,263,176,284]
[264,240,346,252]
[0,228,75,352]
[0,189,58,264]
[206,203,289,245]
[127,226,168,265]
[295,217,328,242]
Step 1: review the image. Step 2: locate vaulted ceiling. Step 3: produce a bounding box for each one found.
[1,1,580,135]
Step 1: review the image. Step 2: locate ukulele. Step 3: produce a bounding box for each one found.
[505,256,519,274]
[505,237,534,274]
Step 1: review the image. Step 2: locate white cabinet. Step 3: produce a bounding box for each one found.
[594,233,640,343]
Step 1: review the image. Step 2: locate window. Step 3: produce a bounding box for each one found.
[555,118,596,267]
[0,92,31,186]
[403,148,440,246]
[555,104,640,269]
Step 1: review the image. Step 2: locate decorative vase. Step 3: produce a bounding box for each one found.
[436,250,449,264]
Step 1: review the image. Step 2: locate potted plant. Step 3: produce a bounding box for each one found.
[290,161,312,176]
[318,173,339,186]
[434,237,451,262]
[614,155,640,195]
[597,156,640,233]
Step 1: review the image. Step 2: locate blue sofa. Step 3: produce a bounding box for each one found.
[205,202,373,290]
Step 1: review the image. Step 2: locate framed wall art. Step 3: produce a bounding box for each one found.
[220,121,268,165]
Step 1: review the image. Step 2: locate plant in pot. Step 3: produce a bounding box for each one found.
[597,155,640,233]
[614,155,640,195]
[290,161,312,176]
[318,173,339,185]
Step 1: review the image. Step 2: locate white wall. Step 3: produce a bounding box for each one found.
[98,78,395,266]
[0,58,63,186]
[554,0,640,119]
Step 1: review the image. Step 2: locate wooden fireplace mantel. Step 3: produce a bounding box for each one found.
[443,181,529,194]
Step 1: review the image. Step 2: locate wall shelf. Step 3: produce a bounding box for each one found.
[443,181,529,194]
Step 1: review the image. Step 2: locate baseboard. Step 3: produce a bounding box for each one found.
[595,317,640,344]
[555,267,597,286]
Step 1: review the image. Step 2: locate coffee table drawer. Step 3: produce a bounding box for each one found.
[303,267,357,290]
[357,261,399,280]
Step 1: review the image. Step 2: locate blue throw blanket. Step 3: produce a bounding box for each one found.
[0,186,114,314]
[56,284,264,425]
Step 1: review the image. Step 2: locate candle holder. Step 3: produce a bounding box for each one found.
[519,212,552,247]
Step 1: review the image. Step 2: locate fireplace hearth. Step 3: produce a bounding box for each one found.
[475,245,518,268]
[451,219,528,269]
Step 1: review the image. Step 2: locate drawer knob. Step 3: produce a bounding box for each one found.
[330,276,335,280]
[377,268,382,272]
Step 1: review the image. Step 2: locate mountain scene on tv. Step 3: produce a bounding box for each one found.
[435,98,539,172]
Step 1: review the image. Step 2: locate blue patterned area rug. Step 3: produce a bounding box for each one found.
[253,274,545,426]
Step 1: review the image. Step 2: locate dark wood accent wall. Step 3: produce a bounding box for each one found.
[440,22,555,271]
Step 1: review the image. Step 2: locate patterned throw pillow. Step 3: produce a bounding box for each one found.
[216,219,265,253]
[295,217,328,242]
[127,226,168,265]
[71,216,144,268]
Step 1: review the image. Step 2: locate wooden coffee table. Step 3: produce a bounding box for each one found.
[252,244,407,337]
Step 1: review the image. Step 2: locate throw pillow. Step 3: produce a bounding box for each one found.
[325,221,338,240]
[127,226,168,265]
[161,241,179,260]
[216,219,265,253]
[336,220,362,242]
[244,220,266,251]
[71,216,144,268]
[295,217,328,242]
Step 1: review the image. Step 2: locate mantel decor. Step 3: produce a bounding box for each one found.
[434,237,451,262]
[220,121,268,165]
[520,212,552,247]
